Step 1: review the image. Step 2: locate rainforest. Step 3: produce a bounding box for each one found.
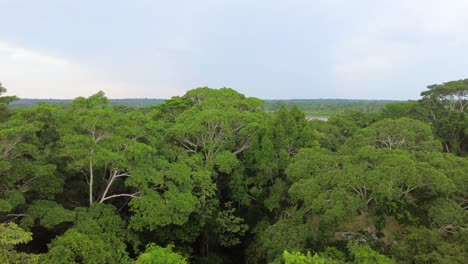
[0,80,467,263]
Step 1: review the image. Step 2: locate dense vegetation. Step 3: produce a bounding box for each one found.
[0,79,467,263]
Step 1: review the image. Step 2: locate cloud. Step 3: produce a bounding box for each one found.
[0,42,69,66]
[0,41,108,98]
[2,1,468,100]
[330,0,468,99]
[0,41,180,99]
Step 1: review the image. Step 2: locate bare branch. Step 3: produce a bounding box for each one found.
[99,170,131,203]
[0,138,21,160]
[233,144,250,155]
[99,192,141,203]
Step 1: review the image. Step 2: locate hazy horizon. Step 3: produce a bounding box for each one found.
[2,0,468,100]
[12,94,403,101]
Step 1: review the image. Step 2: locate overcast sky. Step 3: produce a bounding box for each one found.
[1,0,468,99]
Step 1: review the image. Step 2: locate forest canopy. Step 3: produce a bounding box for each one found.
[0,80,467,263]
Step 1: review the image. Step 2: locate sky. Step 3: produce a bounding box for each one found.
[1,0,468,100]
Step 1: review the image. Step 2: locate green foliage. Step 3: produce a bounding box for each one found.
[135,243,187,264]
[328,111,373,137]
[283,243,395,264]
[215,202,249,247]
[41,204,131,264]
[0,222,32,246]
[0,191,25,213]
[0,103,62,214]
[246,211,314,263]
[421,79,468,112]
[0,222,38,264]
[0,82,18,121]
[348,242,395,264]
[283,250,328,264]
[379,101,420,119]
[342,118,440,153]
[394,227,468,263]
[40,228,130,264]
[128,160,198,230]
[428,198,467,233]
[264,178,288,212]
[1,83,467,263]
[21,200,75,229]
[73,204,129,238]
[308,120,346,151]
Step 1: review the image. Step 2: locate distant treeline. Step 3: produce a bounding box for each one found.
[11,98,398,116]
[9,98,166,108]
[261,99,399,116]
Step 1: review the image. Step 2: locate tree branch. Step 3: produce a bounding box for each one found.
[99,192,141,203]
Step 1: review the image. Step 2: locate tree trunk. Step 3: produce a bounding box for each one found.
[89,159,94,206]
[200,230,209,257]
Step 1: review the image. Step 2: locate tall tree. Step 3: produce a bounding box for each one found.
[0,82,18,121]
[421,79,468,112]
[419,79,468,154]
[164,88,264,257]
[58,92,198,230]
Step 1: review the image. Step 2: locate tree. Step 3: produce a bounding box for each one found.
[20,200,75,230]
[421,79,468,112]
[328,111,374,138]
[283,250,328,264]
[169,87,263,162]
[59,92,198,231]
[0,82,18,121]
[378,101,420,120]
[418,79,468,154]
[0,106,61,215]
[348,242,395,264]
[285,144,455,248]
[428,198,467,234]
[342,118,440,152]
[244,106,319,217]
[214,202,248,247]
[40,204,131,264]
[59,91,132,206]
[135,244,187,264]
[419,152,468,212]
[127,159,198,230]
[0,222,38,263]
[308,120,346,152]
[1,85,466,262]
[282,243,395,264]
[247,214,313,263]
[394,227,467,264]
[164,88,263,256]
